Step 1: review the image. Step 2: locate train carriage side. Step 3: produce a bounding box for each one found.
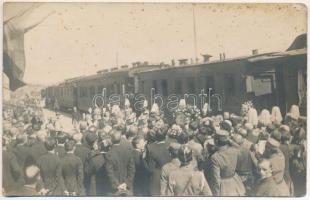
[133,59,249,122]
[76,70,133,112]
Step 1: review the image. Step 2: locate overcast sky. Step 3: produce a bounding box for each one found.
[4,3,307,85]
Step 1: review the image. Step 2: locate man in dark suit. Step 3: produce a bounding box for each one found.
[73,133,90,165]
[132,135,149,196]
[143,126,171,196]
[55,132,67,158]
[105,129,135,196]
[61,139,84,196]
[84,136,111,196]
[36,137,64,195]
[28,130,47,164]
[13,133,30,184]
[3,137,23,195]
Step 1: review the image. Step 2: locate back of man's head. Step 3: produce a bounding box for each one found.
[45,137,56,151]
[65,139,76,152]
[57,132,67,144]
[111,129,122,144]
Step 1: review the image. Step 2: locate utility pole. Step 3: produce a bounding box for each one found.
[192,4,198,63]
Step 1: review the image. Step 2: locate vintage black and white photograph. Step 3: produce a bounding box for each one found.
[2,2,307,197]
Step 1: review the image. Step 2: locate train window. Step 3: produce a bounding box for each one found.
[161,79,168,96]
[187,78,196,93]
[175,79,183,95]
[152,80,158,93]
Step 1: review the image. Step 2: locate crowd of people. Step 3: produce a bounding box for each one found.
[2,98,307,197]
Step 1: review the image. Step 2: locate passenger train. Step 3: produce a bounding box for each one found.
[43,34,307,120]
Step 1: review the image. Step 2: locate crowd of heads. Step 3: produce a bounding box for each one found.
[2,96,307,196]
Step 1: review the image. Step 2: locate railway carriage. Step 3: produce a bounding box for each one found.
[43,34,307,118]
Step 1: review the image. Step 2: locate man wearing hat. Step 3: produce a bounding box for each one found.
[263,137,290,196]
[205,129,245,196]
[166,145,212,196]
[160,142,181,196]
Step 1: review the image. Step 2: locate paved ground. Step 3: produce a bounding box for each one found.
[42,108,75,133]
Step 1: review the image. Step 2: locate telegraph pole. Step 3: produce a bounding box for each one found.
[192,4,198,63]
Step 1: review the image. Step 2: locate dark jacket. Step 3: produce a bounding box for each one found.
[143,141,171,196]
[84,151,109,196]
[105,143,135,193]
[55,145,66,159]
[37,152,64,195]
[60,153,84,195]
[13,144,31,181]
[3,149,22,194]
[74,143,91,165]
[133,149,150,196]
[28,141,47,164]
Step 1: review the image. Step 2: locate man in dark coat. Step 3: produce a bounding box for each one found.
[55,132,67,158]
[73,133,91,165]
[61,139,84,196]
[143,126,171,196]
[13,133,31,184]
[3,137,23,195]
[105,129,135,196]
[36,137,64,195]
[28,130,47,164]
[84,137,111,196]
[132,135,149,196]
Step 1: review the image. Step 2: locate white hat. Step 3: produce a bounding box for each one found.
[143,100,148,108]
[271,106,283,123]
[125,98,130,107]
[179,99,186,108]
[151,103,160,114]
[290,105,300,120]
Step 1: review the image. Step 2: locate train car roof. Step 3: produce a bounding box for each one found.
[247,48,306,63]
[129,53,277,75]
